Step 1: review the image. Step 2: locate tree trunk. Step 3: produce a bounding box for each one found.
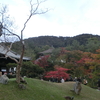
[16,64,21,83]
[16,43,25,83]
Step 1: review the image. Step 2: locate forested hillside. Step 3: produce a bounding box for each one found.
[12,33,100,58]
[11,33,100,88]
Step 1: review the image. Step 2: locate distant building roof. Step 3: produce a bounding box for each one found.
[39,48,54,54]
[0,45,31,60]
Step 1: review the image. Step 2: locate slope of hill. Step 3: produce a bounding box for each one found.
[0,78,100,100]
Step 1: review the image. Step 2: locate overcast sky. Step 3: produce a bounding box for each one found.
[1,0,100,39]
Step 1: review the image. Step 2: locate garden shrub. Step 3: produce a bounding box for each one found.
[21,61,45,78]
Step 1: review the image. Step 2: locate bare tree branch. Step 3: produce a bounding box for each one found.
[0,0,49,84]
[3,27,20,40]
[30,0,39,15]
[8,56,19,63]
[21,0,48,40]
[0,43,19,63]
[5,42,13,56]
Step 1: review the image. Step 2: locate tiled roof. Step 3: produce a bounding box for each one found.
[39,48,54,54]
[0,45,31,60]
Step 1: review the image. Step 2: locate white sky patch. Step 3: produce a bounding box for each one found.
[0,0,100,39]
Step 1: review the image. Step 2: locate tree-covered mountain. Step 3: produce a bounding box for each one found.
[12,33,100,58]
[24,33,100,47]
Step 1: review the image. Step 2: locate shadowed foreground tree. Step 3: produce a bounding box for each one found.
[0,0,48,83]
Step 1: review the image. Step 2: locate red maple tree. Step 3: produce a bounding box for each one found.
[33,55,50,68]
[44,67,70,81]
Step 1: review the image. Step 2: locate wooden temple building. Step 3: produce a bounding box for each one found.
[0,45,31,74]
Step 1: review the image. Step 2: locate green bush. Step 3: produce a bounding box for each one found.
[21,61,45,78]
[85,72,100,88]
[7,74,16,78]
[6,63,17,68]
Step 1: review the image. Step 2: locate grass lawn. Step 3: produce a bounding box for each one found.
[0,78,100,100]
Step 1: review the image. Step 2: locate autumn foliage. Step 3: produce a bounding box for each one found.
[44,67,70,81]
[33,55,50,68]
[32,47,100,87]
